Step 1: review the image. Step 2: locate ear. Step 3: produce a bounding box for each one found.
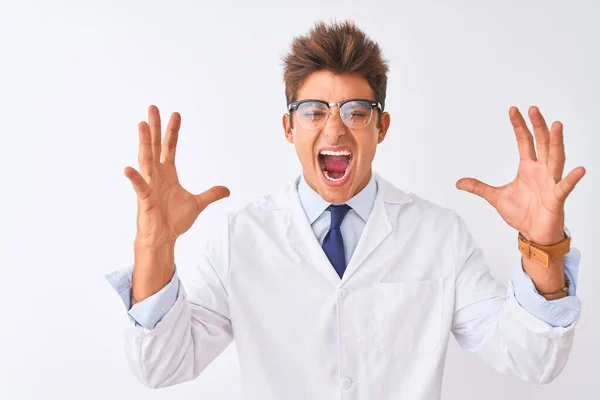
[283,113,294,144]
[377,111,391,144]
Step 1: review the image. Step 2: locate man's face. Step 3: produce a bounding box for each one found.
[283,71,390,203]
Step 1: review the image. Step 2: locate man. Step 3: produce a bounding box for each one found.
[107,21,586,399]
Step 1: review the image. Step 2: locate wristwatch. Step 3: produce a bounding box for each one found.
[538,274,571,300]
[518,227,572,300]
[517,226,571,268]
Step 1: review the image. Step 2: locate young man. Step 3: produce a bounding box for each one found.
[107,21,586,399]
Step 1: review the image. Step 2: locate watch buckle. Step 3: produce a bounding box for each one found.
[518,235,550,268]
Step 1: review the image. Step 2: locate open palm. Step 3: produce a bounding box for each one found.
[456,106,586,245]
[124,105,230,247]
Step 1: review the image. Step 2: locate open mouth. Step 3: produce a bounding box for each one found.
[318,149,353,186]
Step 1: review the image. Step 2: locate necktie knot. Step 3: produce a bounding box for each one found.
[327,204,351,230]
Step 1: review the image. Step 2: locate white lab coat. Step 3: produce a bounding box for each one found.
[121,173,577,399]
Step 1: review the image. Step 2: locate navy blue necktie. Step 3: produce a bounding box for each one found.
[322,204,352,278]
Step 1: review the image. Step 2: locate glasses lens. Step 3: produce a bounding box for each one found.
[296,101,329,130]
[340,101,373,128]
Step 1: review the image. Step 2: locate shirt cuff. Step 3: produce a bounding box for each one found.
[105,265,180,330]
[511,247,582,328]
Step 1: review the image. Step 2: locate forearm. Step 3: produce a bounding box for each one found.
[132,240,176,305]
[521,256,565,295]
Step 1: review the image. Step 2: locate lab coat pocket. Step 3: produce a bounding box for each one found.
[373,279,443,355]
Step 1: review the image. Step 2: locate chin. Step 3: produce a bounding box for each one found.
[319,190,352,204]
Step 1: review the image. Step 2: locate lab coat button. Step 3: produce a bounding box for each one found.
[341,376,353,390]
[338,289,348,299]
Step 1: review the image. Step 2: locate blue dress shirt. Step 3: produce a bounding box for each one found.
[106,173,581,329]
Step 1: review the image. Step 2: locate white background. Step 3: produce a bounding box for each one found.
[1,0,597,398]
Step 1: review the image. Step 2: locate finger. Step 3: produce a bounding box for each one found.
[195,186,231,212]
[456,178,500,207]
[510,106,537,161]
[528,106,550,164]
[548,121,566,183]
[161,112,181,164]
[148,105,162,164]
[124,166,150,199]
[137,121,153,180]
[555,166,586,202]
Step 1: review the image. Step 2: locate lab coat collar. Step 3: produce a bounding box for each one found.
[270,172,413,287]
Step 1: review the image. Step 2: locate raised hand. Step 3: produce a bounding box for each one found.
[124,105,230,249]
[456,106,586,245]
[124,105,230,303]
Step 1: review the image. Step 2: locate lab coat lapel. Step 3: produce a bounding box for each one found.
[341,173,413,284]
[270,174,413,288]
[272,177,343,287]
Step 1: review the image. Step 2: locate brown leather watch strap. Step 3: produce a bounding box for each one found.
[540,288,569,300]
[518,232,571,268]
[538,274,571,300]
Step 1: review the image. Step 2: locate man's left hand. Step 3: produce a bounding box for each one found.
[456,106,585,246]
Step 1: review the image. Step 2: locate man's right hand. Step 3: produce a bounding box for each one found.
[124,105,230,304]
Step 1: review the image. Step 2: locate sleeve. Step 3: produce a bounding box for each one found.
[450,212,580,384]
[511,249,581,327]
[105,265,180,329]
[107,215,234,389]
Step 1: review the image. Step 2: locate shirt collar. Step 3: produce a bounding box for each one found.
[297,173,378,224]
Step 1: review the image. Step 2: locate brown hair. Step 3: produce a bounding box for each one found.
[282,20,389,111]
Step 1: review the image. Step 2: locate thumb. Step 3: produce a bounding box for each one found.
[195,185,231,212]
[124,166,149,199]
[456,178,499,206]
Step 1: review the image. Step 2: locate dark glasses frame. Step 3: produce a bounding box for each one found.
[288,98,383,129]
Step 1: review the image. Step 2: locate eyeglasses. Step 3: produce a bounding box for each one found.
[288,98,382,130]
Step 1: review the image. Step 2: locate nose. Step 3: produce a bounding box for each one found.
[322,105,347,139]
